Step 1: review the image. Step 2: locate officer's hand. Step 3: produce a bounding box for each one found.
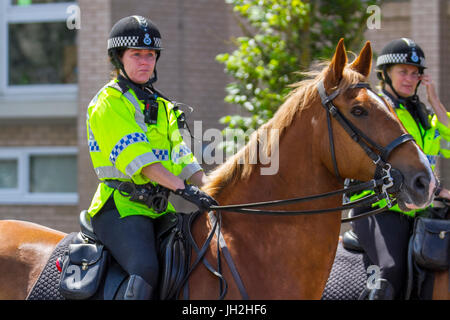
[174,181,218,211]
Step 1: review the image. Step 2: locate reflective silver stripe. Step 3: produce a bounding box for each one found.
[88,125,95,140]
[125,152,161,177]
[95,166,129,180]
[178,162,203,181]
[123,91,147,132]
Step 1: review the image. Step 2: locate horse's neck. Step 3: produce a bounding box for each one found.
[220,105,341,205]
[197,106,342,299]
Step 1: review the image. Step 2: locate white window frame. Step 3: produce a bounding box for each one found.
[0,146,78,205]
[0,0,78,97]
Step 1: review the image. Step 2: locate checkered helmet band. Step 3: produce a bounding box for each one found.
[107,36,139,50]
[376,53,407,66]
[376,38,426,70]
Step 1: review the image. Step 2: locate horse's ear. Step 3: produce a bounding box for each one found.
[326,38,347,87]
[350,41,372,78]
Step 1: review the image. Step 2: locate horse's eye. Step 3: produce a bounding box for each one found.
[351,106,367,117]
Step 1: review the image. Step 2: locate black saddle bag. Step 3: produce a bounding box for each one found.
[59,243,109,300]
[413,217,450,271]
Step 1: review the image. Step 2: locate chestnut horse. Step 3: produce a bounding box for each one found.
[0,40,445,299]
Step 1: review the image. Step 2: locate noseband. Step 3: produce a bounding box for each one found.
[316,80,414,205]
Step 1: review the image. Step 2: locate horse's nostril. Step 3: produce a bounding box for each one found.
[413,173,428,193]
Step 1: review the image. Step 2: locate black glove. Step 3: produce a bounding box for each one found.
[174,181,218,211]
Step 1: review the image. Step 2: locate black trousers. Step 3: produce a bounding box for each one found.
[91,196,159,289]
[351,207,414,298]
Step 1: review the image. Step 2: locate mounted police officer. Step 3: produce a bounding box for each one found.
[346,38,450,299]
[86,15,217,300]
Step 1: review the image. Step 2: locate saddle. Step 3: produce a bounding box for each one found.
[58,210,194,300]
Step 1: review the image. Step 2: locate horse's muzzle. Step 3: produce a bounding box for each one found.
[398,170,436,211]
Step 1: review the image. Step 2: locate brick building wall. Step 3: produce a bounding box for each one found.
[77,0,112,225]
[0,122,78,232]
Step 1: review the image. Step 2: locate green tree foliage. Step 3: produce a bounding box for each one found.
[216,0,381,151]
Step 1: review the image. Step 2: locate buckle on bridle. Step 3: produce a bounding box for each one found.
[380,163,395,208]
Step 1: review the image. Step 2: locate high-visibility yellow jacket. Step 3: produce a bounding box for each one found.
[86,79,202,218]
[350,91,450,217]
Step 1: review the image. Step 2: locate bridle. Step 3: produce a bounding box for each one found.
[181,81,417,300]
[209,80,416,215]
[316,80,415,207]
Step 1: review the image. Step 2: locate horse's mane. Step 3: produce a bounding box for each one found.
[203,60,366,197]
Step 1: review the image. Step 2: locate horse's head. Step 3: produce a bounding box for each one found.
[319,39,436,211]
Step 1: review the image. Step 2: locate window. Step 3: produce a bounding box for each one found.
[0,0,77,95]
[9,22,77,86]
[0,159,18,189]
[0,147,78,204]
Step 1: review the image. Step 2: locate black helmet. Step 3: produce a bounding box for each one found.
[108,15,163,54]
[376,38,426,73]
[108,15,163,85]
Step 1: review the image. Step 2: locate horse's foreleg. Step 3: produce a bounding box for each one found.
[432,270,450,300]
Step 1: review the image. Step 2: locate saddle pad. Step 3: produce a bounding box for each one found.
[321,242,368,300]
[26,232,77,300]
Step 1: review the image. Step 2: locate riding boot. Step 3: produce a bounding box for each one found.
[368,278,395,300]
[124,274,154,300]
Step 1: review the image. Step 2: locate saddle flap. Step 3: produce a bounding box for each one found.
[156,212,192,300]
[69,243,105,266]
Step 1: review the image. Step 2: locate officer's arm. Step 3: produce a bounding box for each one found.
[188,170,209,188]
[142,163,185,191]
[422,74,449,126]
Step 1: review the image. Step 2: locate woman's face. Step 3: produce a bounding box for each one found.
[121,48,157,84]
[387,64,420,98]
